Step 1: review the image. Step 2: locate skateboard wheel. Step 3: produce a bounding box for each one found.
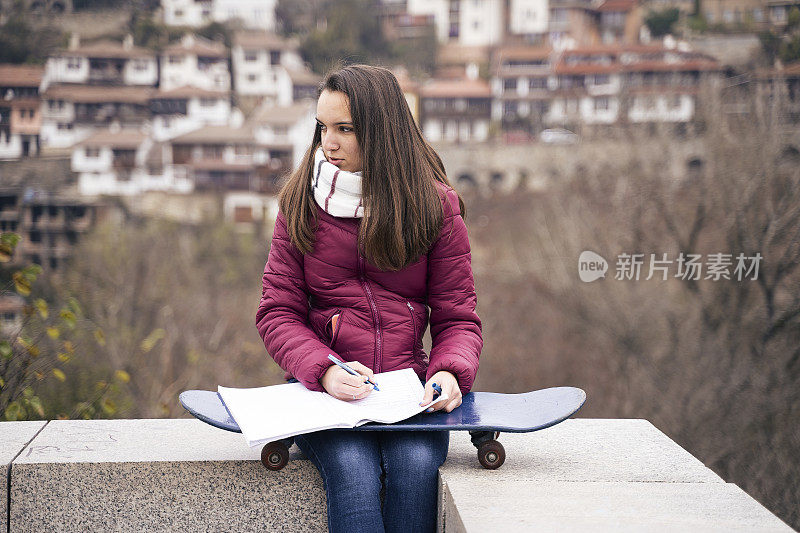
[261,441,290,471]
[477,440,505,470]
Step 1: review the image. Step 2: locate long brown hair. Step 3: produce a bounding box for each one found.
[277,62,466,271]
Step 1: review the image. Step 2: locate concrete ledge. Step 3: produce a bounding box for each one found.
[11,419,326,532]
[1,421,46,532]
[438,419,792,532]
[441,480,792,532]
[4,418,793,532]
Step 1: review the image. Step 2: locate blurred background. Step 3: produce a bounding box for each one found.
[0,0,798,528]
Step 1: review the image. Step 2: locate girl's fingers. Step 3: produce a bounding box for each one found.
[346,361,374,380]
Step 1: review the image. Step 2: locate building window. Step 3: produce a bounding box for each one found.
[245,51,258,62]
[247,73,258,82]
[169,55,183,64]
[133,59,149,71]
[67,57,81,70]
[594,74,610,85]
[641,96,656,109]
[770,6,786,22]
[200,98,217,107]
[503,78,517,92]
[85,147,100,157]
[594,96,610,111]
[270,50,281,65]
[529,77,547,89]
[566,98,579,114]
[57,122,73,130]
[670,94,682,108]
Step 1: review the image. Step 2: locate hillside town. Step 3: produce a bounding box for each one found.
[0,0,798,276]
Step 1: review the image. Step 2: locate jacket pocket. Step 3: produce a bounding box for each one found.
[406,301,423,364]
[326,308,344,349]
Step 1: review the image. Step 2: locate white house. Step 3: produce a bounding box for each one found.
[160,34,230,92]
[407,0,504,46]
[509,0,549,37]
[0,64,43,159]
[73,128,192,196]
[43,35,158,90]
[149,86,235,141]
[213,0,277,31]
[231,31,307,103]
[419,78,492,143]
[161,0,212,27]
[169,125,267,192]
[161,0,277,31]
[250,100,316,170]
[40,85,152,148]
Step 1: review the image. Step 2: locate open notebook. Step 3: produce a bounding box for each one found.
[218,368,448,448]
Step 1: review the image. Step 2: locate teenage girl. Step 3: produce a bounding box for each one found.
[256,63,482,533]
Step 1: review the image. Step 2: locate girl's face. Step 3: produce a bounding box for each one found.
[316,89,363,173]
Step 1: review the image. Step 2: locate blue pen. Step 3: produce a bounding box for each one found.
[327,354,380,391]
[425,382,443,412]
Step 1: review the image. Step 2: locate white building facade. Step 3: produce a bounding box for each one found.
[231,31,306,103]
[43,36,158,90]
[162,0,277,31]
[160,34,231,92]
[407,0,504,46]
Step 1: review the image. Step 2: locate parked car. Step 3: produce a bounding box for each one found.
[540,128,579,144]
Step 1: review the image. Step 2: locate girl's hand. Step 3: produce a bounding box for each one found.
[321,360,375,401]
[420,371,462,413]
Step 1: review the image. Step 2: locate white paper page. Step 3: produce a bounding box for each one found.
[218,382,346,447]
[346,368,448,425]
[218,368,448,448]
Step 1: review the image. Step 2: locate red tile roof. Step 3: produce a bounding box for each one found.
[251,101,313,125]
[0,64,44,87]
[164,36,227,58]
[54,40,155,59]
[420,78,492,98]
[596,0,638,12]
[43,84,152,104]
[233,30,299,50]
[78,129,146,148]
[150,86,230,99]
[172,125,255,144]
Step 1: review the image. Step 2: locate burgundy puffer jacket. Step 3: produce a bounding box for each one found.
[255,181,482,395]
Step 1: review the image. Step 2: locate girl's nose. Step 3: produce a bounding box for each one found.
[322,135,338,152]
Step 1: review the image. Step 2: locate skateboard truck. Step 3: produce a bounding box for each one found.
[469,430,505,469]
[257,431,506,472]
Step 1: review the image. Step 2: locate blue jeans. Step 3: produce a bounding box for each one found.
[295,429,450,533]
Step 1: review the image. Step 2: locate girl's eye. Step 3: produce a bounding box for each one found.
[341,127,352,132]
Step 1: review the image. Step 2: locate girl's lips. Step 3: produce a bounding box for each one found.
[329,158,343,166]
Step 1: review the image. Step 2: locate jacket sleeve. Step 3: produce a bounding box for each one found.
[255,211,335,392]
[425,187,483,395]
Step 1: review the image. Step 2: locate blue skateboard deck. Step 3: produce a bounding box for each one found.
[180,387,586,470]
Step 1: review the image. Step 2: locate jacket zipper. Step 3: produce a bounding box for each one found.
[407,301,420,363]
[358,254,382,372]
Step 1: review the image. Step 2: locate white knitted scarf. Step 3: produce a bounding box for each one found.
[312,146,364,218]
